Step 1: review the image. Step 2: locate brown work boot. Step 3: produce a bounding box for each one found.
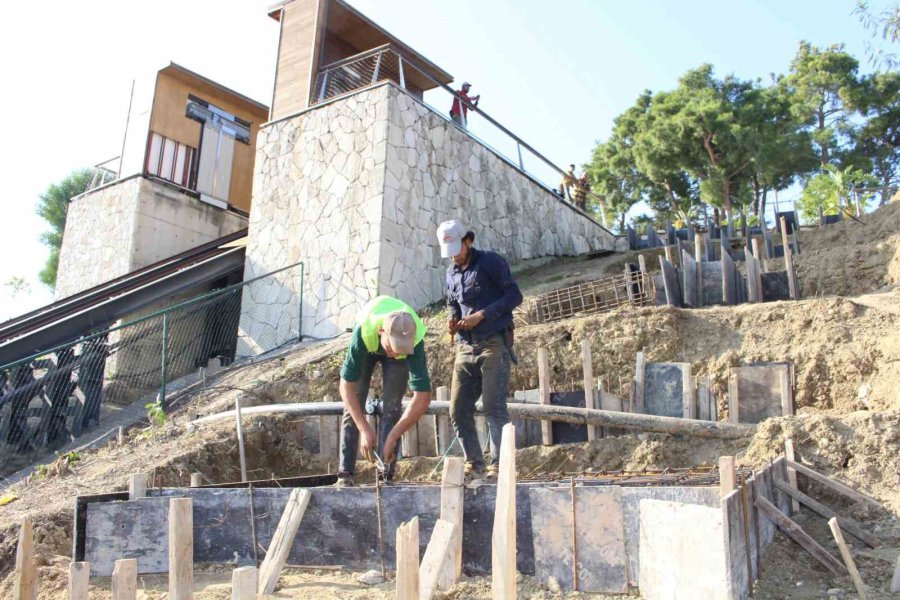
[335,474,355,488]
[465,463,487,484]
[485,464,499,481]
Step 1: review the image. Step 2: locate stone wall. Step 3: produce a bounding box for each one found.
[55,176,247,299]
[238,82,615,350]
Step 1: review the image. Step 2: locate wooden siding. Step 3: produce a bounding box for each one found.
[271,0,323,120]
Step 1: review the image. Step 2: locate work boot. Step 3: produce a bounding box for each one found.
[335,474,355,488]
[465,463,487,484]
[485,464,499,481]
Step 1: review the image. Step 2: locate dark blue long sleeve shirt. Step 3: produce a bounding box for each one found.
[446,248,523,343]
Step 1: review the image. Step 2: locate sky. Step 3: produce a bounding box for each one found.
[0,0,890,321]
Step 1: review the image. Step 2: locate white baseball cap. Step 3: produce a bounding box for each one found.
[436,219,466,258]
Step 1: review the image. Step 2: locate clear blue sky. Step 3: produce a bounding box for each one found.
[0,0,890,320]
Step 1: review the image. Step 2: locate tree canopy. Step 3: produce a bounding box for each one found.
[36,169,95,289]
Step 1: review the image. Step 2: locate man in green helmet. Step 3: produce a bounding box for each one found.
[336,295,431,487]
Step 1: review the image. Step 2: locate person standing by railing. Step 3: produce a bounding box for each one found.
[450,82,480,129]
[559,164,577,200]
[573,173,590,210]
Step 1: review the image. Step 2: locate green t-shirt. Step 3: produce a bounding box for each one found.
[340,326,431,392]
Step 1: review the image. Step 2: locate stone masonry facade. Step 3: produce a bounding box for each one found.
[238,83,615,351]
[56,176,247,299]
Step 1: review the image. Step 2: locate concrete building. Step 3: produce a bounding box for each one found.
[55,64,269,299]
[237,0,615,352]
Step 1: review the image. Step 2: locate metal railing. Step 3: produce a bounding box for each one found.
[0,262,304,475]
[311,45,611,228]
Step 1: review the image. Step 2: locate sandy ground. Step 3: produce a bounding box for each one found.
[1,201,900,597]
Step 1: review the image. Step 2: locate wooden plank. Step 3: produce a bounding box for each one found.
[190,473,203,488]
[752,238,767,273]
[435,387,452,454]
[258,488,312,595]
[664,245,674,265]
[780,367,794,417]
[419,519,456,600]
[437,458,465,590]
[168,498,193,600]
[16,519,37,600]
[785,245,799,300]
[231,566,257,600]
[538,348,552,445]
[773,479,878,548]
[68,561,90,600]
[754,495,847,576]
[111,558,137,600]
[682,367,694,420]
[395,518,419,600]
[719,456,736,498]
[728,370,739,423]
[492,424,517,599]
[128,474,147,501]
[784,439,800,514]
[402,420,420,458]
[633,351,645,414]
[746,250,761,303]
[828,518,868,600]
[722,249,736,305]
[235,396,248,483]
[785,459,879,508]
[581,340,598,440]
[681,250,698,307]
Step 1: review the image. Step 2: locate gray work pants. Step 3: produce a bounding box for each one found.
[449,333,511,469]
[338,354,409,477]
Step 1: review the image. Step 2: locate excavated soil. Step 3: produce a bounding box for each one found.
[1,201,900,597]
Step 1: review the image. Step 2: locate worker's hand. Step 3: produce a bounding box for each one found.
[359,422,377,462]
[448,318,460,335]
[383,430,400,463]
[457,311,485,331]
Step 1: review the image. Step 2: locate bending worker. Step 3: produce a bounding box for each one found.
[437,220,523,481]
[336,295,431,487]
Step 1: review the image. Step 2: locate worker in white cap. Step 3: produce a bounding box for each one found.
[449,82,480,129]
[436,219,522,482]
[336,295,431,487]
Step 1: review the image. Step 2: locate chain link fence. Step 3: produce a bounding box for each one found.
[0,262,304,476]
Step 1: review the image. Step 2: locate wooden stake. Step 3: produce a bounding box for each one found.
[395,518,419,600]
[682,367,695,420]
[16,519,37,600]
[435,387,451,454]
[419,519,456,600]
[581,340,598,441]
[727,371,740,424]
[784,439,800,514]
[492,423,517,599]
[537,348,552,446]
[785,245,799,300]
[752,238,767,273]
[231,566,258,600]
[785,459,879,508]
[740,485,754,592]
[773,479,878,548]
[633,351,646,413]
[190,473,203,488]
[828,518,868,599]
[755,495,847,576]
[111,558,137,600]
[235,396,248,483]
[128,473,147,501]
[168,498,193,600]
[402,421,420,458]
[719,456,736,498]
[68,561,90,600]
[258,488,311,595]
[437,457,465,590]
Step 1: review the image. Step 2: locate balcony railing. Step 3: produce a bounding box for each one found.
[311,45,610,228]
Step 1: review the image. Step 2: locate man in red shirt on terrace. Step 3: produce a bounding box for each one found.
[450,82,480,129]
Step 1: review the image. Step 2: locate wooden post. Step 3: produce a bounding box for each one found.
[168,498,193,600]
[728,370,740,424]
[419,519,457,600]
[780,367,794,416]
[779,216,790,254]
[435,386,452,454]
[755,495,847,576]
[719,456,736,498]
[111,558,137,600]
[492,423,517,600]
[190,473,203,488]
[16,519,37,600]
[746,250,761,303]
[402,421,420,458]
[68,561,90,600]
[235,396,248,483]
[752,238,767,273]
[581,340,598,440]
[395,517,419,600]
[633,351,645,413]
[828,518,868,599]
[437,457,465,590]
[784,439,800,514]
[537,348,552,446]
[231,566,258,600]
[258,488,311,595]
[128,473,147,500]
[682,367,695,420]
[785,245,799,300]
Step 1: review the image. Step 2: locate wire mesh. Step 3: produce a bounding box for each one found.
[0,263,304,475]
